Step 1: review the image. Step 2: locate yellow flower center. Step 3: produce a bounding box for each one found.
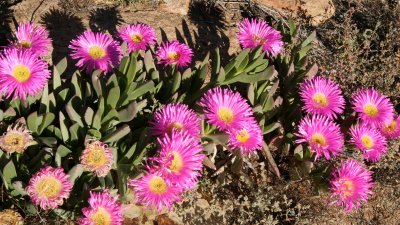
[217,107,234,124]
[252,35,265,45]
[167,52,180,61]
[12,65,31,82]
[148,176,168,194]
[91,207,112,225]
[88,46,106,60]
[340,179,354,197]
[0,209,23,225]
[130,33,143,43]
[85,145,108,168]
[166,122,183,134]
[311,133,327,146]
[363,103,378,117]
[236,129,250,143]
[384,120,397,133]
[169,151,184,173]
[20,40,32,48]
[2,133,26,153]
[361,135,374,149]
[312,92,329,108]
[35,176,62,199]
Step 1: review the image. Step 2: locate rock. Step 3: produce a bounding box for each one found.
[253,0,335,26]
[161,0,191,15]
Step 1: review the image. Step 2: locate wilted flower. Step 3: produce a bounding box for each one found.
[129,170,181,212]
[349,123,387,162]
[379,115,400,139]
[150,103,201,138]
[300,76,345,119]
[118,23,157,53]
[329,159,374,211]
[80,140,113,177]
[352,88,394,127]
[227,118,263,155]
[26,166,73,210]
[237,18,283,56]
[0,209,23,225]
[78,191,123,225]
[13,22,51,57]
[199,87,253,131]
[69,31,122,74]
[0,123,35,154]
[156,40,193,68]
[156,131,205,190]
[295,114,344,160]
[0,48,51,101]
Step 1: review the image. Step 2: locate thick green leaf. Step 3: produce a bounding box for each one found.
[3,160,17,185]
[263,122,281,134]
[59,112,69,142]
[131,81,154,100]
[68,165,84,184]
[38,113,55,135]
[301,31,316,48]
[84,107,95,126]
[118,100,146,123]
[107,86,120,109]
[38,137,57,147]
[27,112,38,133]
[102,125,131,143]
[126,54,137,84]
[171,71,181,94]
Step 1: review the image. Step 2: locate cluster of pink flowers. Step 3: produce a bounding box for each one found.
[130,103,204,211]
[200,87,263,155]
[296,76,400,211]
[0,22,51,101]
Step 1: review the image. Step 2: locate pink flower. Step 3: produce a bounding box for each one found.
[118,23,157,53]
[352,88,394,127]
[295,114,344,160]
[227,118,263,155]
[150,103,201,138]
[199,87,253,131]
[0,48,51,101]
[349,123,387,162]
[26,166,73,210]
[237,18,283,56]
[156,40,193,68]
[13,22,52,57]
[69,31,122,74]
[78,191,123,225]
[329,159,374,211]
[80,140,113,177]
[300,76,345,119]
[129,170,182,212]
[379,115,400,139]
[156,131,205,190]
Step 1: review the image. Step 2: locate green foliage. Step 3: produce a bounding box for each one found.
[0,18,318,220]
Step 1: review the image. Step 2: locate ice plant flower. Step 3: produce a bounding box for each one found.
[349,124,387,162]
[156,131,205,190]
[0,48,51,101]
[352,88,394,127]
[0,123,35,154]
[237,18,283,56]
[78,191,123,225]
[26,166,73,210]
[118,23,156,53]
[80,140,113,177]
[156,40,193,68]
[150,103,201,138]
[69,31,122,74]
[329,159,374,211]
[199,87,253,131]
[379,115,400,139]
[0,209,23,225]
[295,114,344,160]
[227,118,263,155]
[299,76,345,119]
[129,170,182,212]
[13,22,51,57]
